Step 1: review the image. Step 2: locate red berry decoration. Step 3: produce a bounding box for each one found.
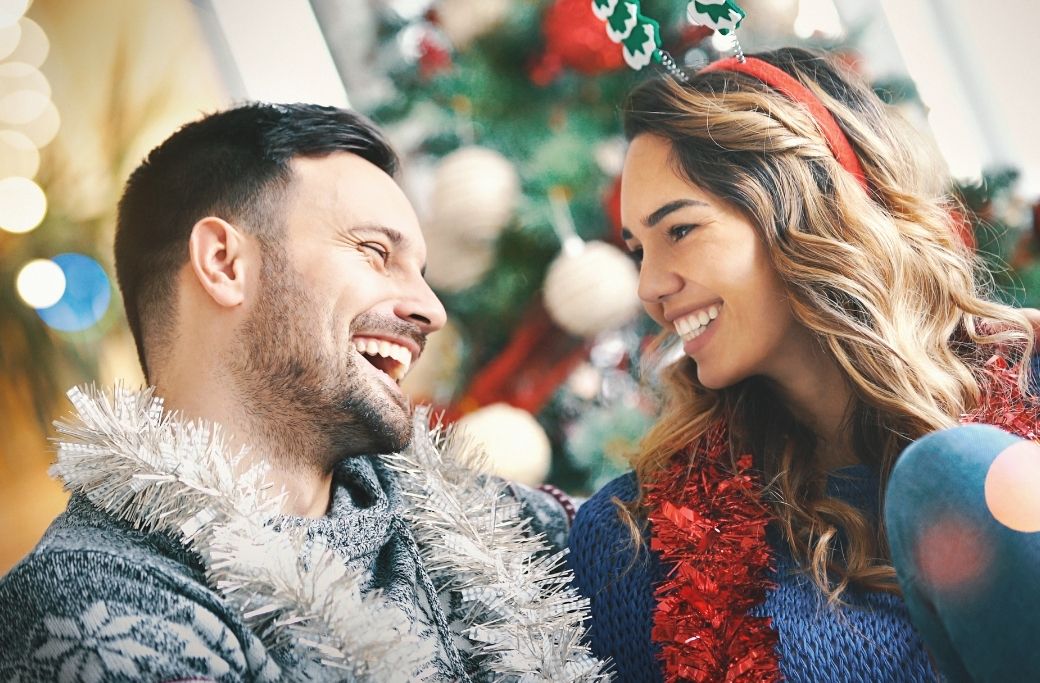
[530,0,626,85]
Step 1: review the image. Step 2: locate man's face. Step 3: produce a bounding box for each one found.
[231,152,446,465]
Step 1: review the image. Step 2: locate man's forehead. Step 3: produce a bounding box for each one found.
[289,151,394,193]
[287,153,423,238]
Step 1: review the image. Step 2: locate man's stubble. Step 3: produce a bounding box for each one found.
[227,247,414,474]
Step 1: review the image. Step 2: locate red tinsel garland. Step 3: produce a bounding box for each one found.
[645,354,1039,683]
[961,354,1040,439]
[644,422,783,683]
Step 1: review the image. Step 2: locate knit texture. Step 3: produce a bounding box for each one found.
[0,454,570,682]
[568,468,937,683]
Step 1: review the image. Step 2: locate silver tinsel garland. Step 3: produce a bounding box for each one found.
[52,384,431,682]
[384,407,611,682]
[50,386,611,682]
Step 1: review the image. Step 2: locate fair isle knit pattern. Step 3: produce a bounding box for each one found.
[0,385,607,682]
[568,470,937,683]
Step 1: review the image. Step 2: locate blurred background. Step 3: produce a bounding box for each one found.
[2,0,1039,572]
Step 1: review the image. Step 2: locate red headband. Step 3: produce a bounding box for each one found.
[699,57,869,192]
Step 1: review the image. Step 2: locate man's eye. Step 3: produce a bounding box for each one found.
[362,243,389,261]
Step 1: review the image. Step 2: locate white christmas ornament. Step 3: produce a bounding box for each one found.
[543,240,641,337]
[455,403,552,486]
[428,146,520,243]
[423,237,495,292]
[435,0,511,49]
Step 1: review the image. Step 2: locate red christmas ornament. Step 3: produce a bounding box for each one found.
[419,32,453,79]
[530,0,626,86]
[679,24,714,49]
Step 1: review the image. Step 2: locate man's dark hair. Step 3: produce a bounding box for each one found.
[114,103,398,380]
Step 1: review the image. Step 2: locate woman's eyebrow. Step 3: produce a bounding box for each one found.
[642,199,708,227]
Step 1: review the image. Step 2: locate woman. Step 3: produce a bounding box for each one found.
[568,47,1040,682]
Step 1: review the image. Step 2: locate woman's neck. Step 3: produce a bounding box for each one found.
[767,335,859,470]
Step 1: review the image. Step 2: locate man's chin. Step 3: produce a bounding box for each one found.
[375,403,414,453]
[335,393,413,456]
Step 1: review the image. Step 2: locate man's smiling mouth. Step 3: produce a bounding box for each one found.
[353,336,413,382]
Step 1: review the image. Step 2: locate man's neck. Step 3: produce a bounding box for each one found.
[262,465,335,517]
[154,373,335,518]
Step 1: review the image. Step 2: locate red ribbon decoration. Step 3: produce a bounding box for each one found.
[445,302,588,421]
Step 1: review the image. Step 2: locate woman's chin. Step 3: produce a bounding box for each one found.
[695,365,742,391]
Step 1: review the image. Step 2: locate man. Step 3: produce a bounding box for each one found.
[0,104,604,681]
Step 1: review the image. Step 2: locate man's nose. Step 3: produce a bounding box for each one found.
[397,277,447,334]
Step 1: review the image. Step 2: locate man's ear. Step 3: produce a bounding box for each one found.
[187,217,252,308]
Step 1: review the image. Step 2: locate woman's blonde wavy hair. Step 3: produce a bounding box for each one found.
[620,47,1033,601]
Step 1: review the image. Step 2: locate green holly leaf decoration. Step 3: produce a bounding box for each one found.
[591,0,663,72]
[687,0,745,35]
[606,1,639,42]
[591,0,619,21]
[621,16,661,70]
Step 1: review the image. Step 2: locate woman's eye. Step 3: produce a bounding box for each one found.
[668,224,696,242]
[627,247,644,267]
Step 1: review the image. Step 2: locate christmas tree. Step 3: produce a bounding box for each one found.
[322,0,1040,494]
[338,0,713,492]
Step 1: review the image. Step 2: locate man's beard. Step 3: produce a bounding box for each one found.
[227,249,419,472]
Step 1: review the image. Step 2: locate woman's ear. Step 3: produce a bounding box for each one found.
[187,217,252,309]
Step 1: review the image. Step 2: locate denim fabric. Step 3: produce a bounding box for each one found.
[886,424,1040,683]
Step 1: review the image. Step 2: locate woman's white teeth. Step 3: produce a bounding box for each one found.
[675,305,720,340]
[353,337,413,381]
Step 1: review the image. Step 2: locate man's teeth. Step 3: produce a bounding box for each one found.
[353,337,413,381]
[674,305,720,340]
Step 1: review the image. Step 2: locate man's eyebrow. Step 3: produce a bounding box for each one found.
[352,223,406,246]
[642,198,708,227]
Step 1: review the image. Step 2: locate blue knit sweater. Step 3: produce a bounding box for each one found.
[568,467,938,682]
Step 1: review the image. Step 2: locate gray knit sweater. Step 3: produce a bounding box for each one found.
[0,454,570,682]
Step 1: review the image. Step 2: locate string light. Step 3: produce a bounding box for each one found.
[0,61,52,98]
[15,258,65,309]
[0,21,20,59]
[0,88,48,124]
[35,253,112,332]
[0,176,46,233]
[7,17,47,67]
[0,0,29,29]
[0,129,38,177]
[11,96,58,146]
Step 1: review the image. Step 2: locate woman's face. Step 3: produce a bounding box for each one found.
[620,134,810,389]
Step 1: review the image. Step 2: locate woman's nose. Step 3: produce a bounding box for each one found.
[636,253,683,304]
